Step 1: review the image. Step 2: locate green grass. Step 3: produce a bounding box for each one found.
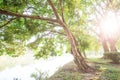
[49,58,120,80]
[87,58,111,64]
[88,58,120,80]
[49,61,83,80]
[98,66,120,80]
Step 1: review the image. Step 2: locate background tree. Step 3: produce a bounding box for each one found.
[88,0,120,53]
[87,0,120,63]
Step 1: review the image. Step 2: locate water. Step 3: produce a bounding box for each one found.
[0,54,74,80]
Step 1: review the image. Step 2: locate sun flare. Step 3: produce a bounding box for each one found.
[100,11,119,37]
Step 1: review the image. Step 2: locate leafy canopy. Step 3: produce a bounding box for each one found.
[0,0,99,57]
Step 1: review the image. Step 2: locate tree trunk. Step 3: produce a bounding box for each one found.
[101,37,110,59]
[83,50,87,58]
[109,38,117,52]
[70,35,91,72]
[59,21,93,72]
[102,39,109,52]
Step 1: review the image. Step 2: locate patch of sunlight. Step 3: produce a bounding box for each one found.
[86,51,103,58]
[100,10,119,38]
[0,54,74,80]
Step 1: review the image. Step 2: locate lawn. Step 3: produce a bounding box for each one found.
[49,58,120,80]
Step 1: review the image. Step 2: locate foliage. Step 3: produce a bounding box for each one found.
[0,40,26,56]
[27,31,69,58]
[31,69,48,80]
[78,34,100,53]
[0,0,101,58]
[33,38,64,58]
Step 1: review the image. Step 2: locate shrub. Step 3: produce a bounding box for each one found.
[104,52,120,64]
[31,69,48,80]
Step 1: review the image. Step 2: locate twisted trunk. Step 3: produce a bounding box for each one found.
[59,21,92,72]
[0,6,93,72]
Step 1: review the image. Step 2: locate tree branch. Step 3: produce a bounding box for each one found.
[60,0,65,23]
[47,21,61,26]
[0,18,16,28]
[47,0,60,20]
[0,9,58,23]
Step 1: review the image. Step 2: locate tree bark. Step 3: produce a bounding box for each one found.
[109,38,117,52]
[83,50,87,58]
[59,20,93,72]
[102,39,109,52]
[47,0,92,72]
[69,30,92,72]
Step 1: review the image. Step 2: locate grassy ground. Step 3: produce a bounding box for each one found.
[49,61,83,80]
[49,58,120,80]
